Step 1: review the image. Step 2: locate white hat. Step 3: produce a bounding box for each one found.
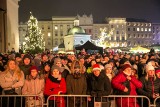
[146,64,155,72]
[105,64,112,69]
[132,64,138,71]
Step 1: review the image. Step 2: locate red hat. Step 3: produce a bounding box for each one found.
[92,64,101,71]
[156,70,160,74]
[30,66,38,72]
[122,64,131,71]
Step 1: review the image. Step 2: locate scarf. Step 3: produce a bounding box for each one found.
[48,74,61,83]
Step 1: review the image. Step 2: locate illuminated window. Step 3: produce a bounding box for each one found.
[48,32,51,37]
[137,28,140,31]
[55,25,58,30]
[117,25,119,28]
[122,25,124,28]
[145,28,147,31]
[149,28,151,31]
[141,28,144,31]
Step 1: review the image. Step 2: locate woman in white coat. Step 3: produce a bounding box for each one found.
[0,59,24,107]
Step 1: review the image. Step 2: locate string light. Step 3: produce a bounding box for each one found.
[24,12,45,53]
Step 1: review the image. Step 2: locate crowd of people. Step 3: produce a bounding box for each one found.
[0,49,160,107]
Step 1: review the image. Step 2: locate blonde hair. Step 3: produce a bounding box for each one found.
[145,69,156,81]
[5,59,22,81]
[70,60,84,74]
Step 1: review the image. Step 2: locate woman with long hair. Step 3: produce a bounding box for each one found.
[0,59,24,107]
[138,64,160,106]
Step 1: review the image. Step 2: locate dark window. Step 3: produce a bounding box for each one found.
[128,28,130,31]
[128,34,130,38]
[55,32,58,36]
[116,37,119,41]
[111,25,114,28]
[116,31,119,34]
[133,28,136,31]
[122,37,125,41]
[111,37,114,40]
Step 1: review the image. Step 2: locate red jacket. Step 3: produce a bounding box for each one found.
[44,78,66,99]
[112,72,142,107]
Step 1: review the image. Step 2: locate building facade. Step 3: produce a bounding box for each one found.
[0,0,19,53]
[152,23,160,45]
[0,0,7,52]
[19,16,157,51]
[107,18,152,47]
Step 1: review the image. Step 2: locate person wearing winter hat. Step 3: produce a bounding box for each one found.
[41,53,50,70]
[104,64,114,81]
[15,53,22,65]
[87,63,111,107]
[121,64,132,76]
[155,68,160,78]
[66,60,87,107]
[131,64,138,78]
[137,64,160,106]
[112,63,142,107]
[54,57,69,79]
[119,58,130,67]
[19,54,33,79]
[29,66,39,78]
[145,64,155,77]
[44,65,66,107]
[22,65,44,107]
[54,58,62,66]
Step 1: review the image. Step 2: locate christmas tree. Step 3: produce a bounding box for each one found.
[24,12,45,54]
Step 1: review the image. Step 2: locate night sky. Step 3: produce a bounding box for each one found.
[19,0,160,23]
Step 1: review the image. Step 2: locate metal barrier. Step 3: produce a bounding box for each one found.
[0,95,43,107]
[153,96,160,107]
[46,95,151,107]
[0,95,154,107]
